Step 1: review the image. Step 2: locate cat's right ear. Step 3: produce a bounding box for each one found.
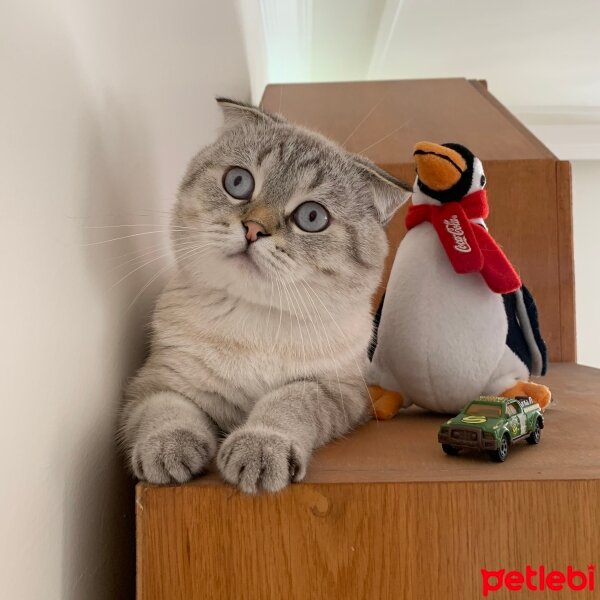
[216,97,283,129]
[352,155,412,224]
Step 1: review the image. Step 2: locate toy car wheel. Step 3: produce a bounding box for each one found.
[442,444,460,456]
[489,435,510,462]
[527,421,542,445]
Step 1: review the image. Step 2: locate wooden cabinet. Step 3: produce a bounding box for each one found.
[136,80,598,600]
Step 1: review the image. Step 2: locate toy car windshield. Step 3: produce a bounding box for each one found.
[464,403,502,417]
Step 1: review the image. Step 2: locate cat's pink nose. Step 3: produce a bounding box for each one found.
[243,220,269,243]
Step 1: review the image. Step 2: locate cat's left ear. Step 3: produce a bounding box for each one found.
[353,156,412,224]
[216,97,284,129]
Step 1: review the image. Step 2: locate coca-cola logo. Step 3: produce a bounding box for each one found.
[443,215,471,253]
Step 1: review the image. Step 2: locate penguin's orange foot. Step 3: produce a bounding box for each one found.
[501,380,552,411]
[368,386,404,420]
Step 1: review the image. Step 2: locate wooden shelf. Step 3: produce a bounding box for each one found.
[175,363,600,486]
[261,78,556,164]
[137,364,600,600]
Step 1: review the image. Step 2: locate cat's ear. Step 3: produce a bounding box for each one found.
[216,97,283,129]
[353,156,412,224]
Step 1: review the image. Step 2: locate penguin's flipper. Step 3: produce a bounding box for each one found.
[368,292,385,361]
[503,285,548,377]
[501,381,552,411]
[520,285,548,376]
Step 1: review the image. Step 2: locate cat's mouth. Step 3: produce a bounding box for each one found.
[227,248,262,274]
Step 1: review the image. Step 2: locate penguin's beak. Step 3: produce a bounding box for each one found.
[413,141,467,191]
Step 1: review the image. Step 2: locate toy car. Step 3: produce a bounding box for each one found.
[437,396,544,462]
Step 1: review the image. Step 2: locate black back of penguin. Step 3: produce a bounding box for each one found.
[503,285,548,376]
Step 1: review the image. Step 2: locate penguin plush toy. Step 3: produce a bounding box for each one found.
[368,141,551,419]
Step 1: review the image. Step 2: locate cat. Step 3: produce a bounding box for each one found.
[119,98,410,493]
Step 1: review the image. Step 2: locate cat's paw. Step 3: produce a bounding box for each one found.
[131,426,216,484]
[217,427,308,494]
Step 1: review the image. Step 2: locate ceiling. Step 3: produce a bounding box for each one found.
[241,0,600,159]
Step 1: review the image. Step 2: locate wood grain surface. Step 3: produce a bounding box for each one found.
[138,363,600,599]
[261,79,576,362]
[138,480,599,600]
[261,79,555,163]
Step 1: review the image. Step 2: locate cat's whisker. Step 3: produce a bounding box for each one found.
[342,93,389,147]
[357,118,412,155]
[173,243,218,263]
[288,277,320,355]
[300,279,374,419]
[125,245,216,312]
[286,280,324,406]
[85,218,224,246]
[269,258,348,419]
[113,208,176,220]
[126,259,179,313]
[84,224,199,230]
[278,278,297,353]
[270,274,285,354]
[295,278,348,422]
[111,251,175,290]
[266,272,275,326]
[108,238,202,272]
[111,242,217,289]
[285,279,308,365]
[84,230,178,246]
[107,241,172,263]
[108,234,201,261]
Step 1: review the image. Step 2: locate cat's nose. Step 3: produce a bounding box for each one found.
[243,220,270,244]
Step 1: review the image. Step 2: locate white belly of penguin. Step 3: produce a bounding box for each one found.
[370,224,507,412]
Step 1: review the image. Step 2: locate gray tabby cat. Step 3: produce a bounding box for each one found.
[119,98,410,493]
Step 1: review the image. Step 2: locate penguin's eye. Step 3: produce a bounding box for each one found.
[480,174,486,187]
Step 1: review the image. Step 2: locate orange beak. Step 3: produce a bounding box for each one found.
[413,141,467,191]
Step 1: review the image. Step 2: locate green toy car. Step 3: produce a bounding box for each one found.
[437,396,544,462]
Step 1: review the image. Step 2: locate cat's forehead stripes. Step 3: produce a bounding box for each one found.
[255,140,328,189]
[295,156,326,191]
[256,143,276,167]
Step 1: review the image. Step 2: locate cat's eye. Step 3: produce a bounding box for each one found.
[292,201,330,233]
[223,167,254,200]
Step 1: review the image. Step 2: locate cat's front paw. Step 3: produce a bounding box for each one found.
[132,426,216,484]
[217,427,308,494]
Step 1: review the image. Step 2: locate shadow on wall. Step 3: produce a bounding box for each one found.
[60,102,162,600]
[58,61,149,600]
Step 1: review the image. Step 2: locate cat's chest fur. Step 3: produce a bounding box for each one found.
[151,276,370,414]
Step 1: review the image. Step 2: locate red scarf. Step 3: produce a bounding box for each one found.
[405,189,521,294]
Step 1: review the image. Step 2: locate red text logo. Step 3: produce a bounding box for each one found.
[481,565,595,596]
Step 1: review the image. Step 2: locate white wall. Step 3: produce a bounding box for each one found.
[371,0,600,107]
[0,1,249,599]
[572,161,600,368]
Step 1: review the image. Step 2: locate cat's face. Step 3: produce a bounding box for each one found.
[172,99,410,310]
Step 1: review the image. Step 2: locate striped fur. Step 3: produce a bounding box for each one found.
[119,99,410,493]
